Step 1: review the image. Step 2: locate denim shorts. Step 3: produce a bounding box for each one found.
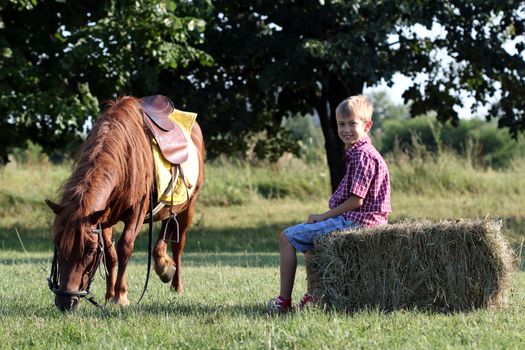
[283,215,360,253]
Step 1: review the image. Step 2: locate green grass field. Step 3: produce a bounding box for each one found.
[1,155,524,349]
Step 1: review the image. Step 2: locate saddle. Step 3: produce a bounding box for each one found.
[140,95,189,165]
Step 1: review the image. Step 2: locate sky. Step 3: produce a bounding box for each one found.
[364,74,482,119]
[364,73,483,120]
[363,22,525,120]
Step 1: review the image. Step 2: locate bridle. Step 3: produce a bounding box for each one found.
[47,223,106,307]
[47,190,155,309]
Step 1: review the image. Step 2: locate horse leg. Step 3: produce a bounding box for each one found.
[170,205,195,294]
[102,227,117,302]
[153,220,176,283]
[111,218,143,306]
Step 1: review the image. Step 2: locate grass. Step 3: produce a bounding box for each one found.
[1,151,525,349]
[1,237,525,349]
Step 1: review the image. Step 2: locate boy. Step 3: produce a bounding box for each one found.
[268,95,391,313]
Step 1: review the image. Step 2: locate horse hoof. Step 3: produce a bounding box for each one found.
[157,265,176,283]
[109,296,130,306]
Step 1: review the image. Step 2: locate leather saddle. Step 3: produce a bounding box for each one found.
[140,95,189,165]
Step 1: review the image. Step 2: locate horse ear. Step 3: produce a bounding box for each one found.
[45,199,63,215]
[89,210,106,224]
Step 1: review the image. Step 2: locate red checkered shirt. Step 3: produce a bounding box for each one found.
[328,136,391,226]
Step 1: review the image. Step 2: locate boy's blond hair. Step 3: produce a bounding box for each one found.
[336,95,373,122]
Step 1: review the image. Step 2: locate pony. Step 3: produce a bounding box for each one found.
[46,96,204,311]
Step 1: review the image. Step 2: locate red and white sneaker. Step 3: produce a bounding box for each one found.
[298,293,314,309]
[267,296,292,314]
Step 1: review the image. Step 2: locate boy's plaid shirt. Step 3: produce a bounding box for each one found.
[328,136,391,226]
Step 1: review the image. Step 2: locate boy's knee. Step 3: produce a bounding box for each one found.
[279,231,291,245]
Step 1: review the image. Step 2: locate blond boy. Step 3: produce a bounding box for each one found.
[268,95,391,313]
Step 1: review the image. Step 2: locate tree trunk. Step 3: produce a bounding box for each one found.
[316,74,363,192]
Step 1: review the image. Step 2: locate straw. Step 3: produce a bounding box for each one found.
[307,219,517,313]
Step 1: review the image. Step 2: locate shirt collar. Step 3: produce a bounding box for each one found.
[345,135,371,157]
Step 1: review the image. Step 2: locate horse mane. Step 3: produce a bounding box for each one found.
[54,96,152,259]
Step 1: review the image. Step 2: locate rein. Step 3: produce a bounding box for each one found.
[47,197,155,309]
[48,206,188,308]
[48,103,191,309]
[47,223,105,307]
[137,185,154,304]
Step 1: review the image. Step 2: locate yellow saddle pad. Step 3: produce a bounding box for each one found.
[151,109,199,205]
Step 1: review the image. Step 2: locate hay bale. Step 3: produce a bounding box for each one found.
[307,219,517,313]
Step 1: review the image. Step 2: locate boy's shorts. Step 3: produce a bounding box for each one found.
[283,215,359,253]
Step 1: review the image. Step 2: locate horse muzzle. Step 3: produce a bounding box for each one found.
[55,294,80,312]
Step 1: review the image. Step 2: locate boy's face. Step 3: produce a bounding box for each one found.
[336,112,372,147]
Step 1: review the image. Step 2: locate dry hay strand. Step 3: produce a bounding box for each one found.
[307,219,518,313]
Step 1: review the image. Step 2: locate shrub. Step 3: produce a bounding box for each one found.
[380,117,525,169]
[9,140,49,165]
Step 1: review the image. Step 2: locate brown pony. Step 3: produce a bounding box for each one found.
[46,96,204,311]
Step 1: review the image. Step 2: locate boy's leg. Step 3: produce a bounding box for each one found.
[271,216,356,312]
[279,231,297,299]
[279,217,347,299]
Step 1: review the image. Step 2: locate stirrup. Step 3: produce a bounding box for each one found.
[162,213,180,243]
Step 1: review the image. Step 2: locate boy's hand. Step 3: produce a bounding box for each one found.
[307,214,325,224]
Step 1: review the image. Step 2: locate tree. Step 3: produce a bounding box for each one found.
[0,0,211,163]
[1,0,524,193]
[175,0,525,191]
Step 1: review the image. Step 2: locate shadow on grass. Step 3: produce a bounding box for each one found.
[0,227,53,252]
[0,256,51,266]
[2,217,524,270]
[0,299,272,319]
[0,220,296,253]
[135,300,270,318]
[131,219,293,253]
[0,250,288,268]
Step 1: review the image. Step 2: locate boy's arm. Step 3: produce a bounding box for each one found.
[307,194,364,223]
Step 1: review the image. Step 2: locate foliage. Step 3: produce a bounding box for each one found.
[3,1,524,195]
[8,140,49,165]
[282,114,326,165]
[168,0,525,191]
[369,90,410,129]
[200,155,330,206]
[380,116,525,168]
[367,89,411,151]
[0,0,211,163]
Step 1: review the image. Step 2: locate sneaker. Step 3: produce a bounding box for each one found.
[298,293,314,309]
[267,296,292,314]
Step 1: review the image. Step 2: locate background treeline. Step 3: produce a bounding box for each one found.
[7,92,524,208]
[1,0,524,191]
[377,117,525,169]
[10,91,525,171]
